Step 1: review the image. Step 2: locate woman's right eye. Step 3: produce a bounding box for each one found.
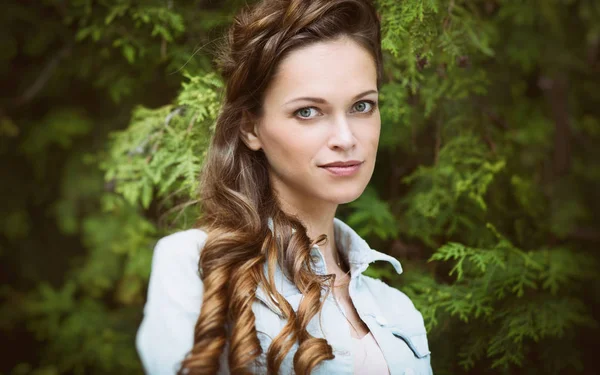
[294,107,320,120]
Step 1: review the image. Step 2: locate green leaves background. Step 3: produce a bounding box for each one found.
[1,0,599,374]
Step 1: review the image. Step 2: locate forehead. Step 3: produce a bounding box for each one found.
[265,37,377,104]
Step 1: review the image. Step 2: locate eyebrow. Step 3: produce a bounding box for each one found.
[284,89,378,105]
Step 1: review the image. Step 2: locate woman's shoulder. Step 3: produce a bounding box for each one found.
[144,228,209,314]
[137,228,210,374]
[360,274,418,311]
[153,227,209,260]
[147,227,209,290]
[150,227,208,274]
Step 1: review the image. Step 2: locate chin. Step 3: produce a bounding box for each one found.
[325,184,368,205]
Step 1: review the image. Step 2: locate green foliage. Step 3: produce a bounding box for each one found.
[17,282,141,374]
[102,72,221,209]
[347,186,399,240]
[398,134,506,246]
[1,0,599,374]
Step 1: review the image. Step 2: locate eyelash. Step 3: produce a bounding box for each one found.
[293,100,378,120]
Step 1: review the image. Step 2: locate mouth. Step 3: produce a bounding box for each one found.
[318,160,364,177]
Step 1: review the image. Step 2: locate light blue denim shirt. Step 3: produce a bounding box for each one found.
[136,218,432,374]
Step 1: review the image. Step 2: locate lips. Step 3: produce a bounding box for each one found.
[319,160,363,167]
[318,160,364,177]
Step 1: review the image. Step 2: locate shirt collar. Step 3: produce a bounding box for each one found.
[257,217,403,315]
[266,216,403,277]
[330,217,403,276]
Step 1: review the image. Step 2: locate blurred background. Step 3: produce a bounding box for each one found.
[1,0,599,374]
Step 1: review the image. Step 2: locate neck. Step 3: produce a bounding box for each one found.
[273,188,340,268]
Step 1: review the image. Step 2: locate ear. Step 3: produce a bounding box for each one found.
[239,110,263,151]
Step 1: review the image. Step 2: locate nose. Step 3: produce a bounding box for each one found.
[327,114,356,150]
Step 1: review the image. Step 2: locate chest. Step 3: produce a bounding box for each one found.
[251,276,432,375]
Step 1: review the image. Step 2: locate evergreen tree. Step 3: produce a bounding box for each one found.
[1,1,599,374]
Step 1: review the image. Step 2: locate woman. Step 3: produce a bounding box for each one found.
[136,0,432,374]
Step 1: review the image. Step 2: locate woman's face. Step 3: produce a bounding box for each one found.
[244,36,380,209]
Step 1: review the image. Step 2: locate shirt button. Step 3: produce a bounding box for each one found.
[375,315,388,326]
[336,350,351,356]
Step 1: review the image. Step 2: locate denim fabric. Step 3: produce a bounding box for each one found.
[136,218,433,375]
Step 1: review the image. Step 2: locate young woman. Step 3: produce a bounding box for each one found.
[136,0,432,374]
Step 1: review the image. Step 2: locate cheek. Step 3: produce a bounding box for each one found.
[371,117,381,145]
[371,125,381,147]
[261,125,318,167]
[358,119,381,150]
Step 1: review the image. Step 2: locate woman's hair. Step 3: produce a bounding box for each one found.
[179,0,383,374]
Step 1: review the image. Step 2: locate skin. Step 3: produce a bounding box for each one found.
[241,36,380,337]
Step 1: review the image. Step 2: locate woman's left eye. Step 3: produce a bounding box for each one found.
[352,100,376,113]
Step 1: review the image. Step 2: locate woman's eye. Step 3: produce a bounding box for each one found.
[352,100,376,113]
[295,107,320,119]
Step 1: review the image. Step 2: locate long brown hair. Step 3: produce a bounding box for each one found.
[179,1,383,373]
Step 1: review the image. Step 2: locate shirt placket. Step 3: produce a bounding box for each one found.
[309,246,355,372]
